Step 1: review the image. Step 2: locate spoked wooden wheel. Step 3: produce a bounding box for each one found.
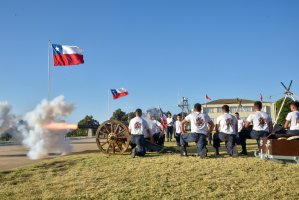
[95,120,130,154]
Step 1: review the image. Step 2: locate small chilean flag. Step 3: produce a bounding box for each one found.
[206,94,211,101]
[52,44,84,66]
[111,88,129,100]
[260,94,263,102]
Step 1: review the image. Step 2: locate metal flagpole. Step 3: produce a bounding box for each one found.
[48,40,51,101]
[205,95,207,113]
[108,89,110,119]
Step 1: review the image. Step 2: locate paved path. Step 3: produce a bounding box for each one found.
[0,138,99,171]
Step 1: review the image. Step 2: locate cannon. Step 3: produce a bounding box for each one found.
[78,120,131,154]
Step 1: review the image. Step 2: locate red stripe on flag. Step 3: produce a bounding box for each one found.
[112,91,129,100]
[53,54,84,66]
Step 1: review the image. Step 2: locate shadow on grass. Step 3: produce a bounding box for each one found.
[0,154,27,157]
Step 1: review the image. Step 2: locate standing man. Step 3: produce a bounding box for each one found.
[166,113,174,142]
[174,114,183,146]
[284,101,299,135]
[240,101,273,155]
[235,112,244,134]
[235,112,244,145]
[129,108,151,158]
[180,103,214,158]
[213,105,238,157]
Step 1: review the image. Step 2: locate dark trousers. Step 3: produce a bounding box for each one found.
[287,130,299,135]
[239,130,269,152]
[130,135,146,156]
[175,133,181,145]
[153,132,165,146]
[167,126,173,140]
[213,132,236,155]
[144,139,164,152]
[180,133,207,155]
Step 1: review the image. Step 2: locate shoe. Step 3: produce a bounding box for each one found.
[131,148,136,158]
[200,148,207,159]
[215,148,220,156]
[239,151,247,156]
[232,146,238,157]
[181,147,188,157]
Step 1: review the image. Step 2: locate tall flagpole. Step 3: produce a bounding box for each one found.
[48,40,51,101]
[205,95,207,113]
[107,89,110,119]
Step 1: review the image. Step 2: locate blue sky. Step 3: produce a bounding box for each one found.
[0,0,298,123]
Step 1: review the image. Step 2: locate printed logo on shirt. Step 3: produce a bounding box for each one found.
[225,118,233,130]
[196,117,205,129]
[134,122,142,131]
[258,117,266,127]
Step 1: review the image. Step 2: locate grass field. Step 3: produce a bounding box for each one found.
[0,140,299,200]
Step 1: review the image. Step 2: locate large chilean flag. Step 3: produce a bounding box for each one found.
[52,44,84,66]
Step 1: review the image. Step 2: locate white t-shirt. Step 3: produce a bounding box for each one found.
[167,117,173,127]
[175,120,182,133]
[286,111,299,130]
[246,111,271,132]
[216,113,237,134]
[150,120,162,134]
[185,112,212,135]
[237,119,244,133]
[129,117,149,135]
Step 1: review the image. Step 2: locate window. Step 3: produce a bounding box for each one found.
[203,108,214,113]
[243,106,253,112]
[230,107,238,112]
[217,107,222,113]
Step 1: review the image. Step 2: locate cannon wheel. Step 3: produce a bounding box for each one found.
[95,120,130,154]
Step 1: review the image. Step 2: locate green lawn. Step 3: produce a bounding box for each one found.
[0,141,299,200]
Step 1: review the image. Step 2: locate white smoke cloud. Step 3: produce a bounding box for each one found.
[20,95,74,160]
[0,101,15,136]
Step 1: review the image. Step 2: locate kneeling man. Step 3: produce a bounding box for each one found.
[213,105,238,157]
[180,103,214,158]
[129,108,151,158]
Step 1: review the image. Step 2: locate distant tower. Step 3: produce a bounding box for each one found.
[178,97,190,118]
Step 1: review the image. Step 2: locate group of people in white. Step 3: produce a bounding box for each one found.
[128,101,299,158]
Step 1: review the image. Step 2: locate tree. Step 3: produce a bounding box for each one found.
[275,97,293,126]
[110,109,127,122]
[78,115,99,127]
[110,109,135,125]
[67,115,99,137]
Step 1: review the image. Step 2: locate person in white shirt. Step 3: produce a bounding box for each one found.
[284,101,299,135]
[166,113,174,142]
[129,108,151,158]
[213,105,238,157]
[240,101,273,155]
[174,114,183,146]
[180,103,214,158]
[234,112,244,146]
[235,112,244,134]
[149,115,165,146]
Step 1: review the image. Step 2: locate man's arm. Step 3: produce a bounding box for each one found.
[244,121,251,129]
[284,121,290,129]
[180,119,187,134]
[147,129,154,144]
[208,121,215,133]
[159,124,164,133]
